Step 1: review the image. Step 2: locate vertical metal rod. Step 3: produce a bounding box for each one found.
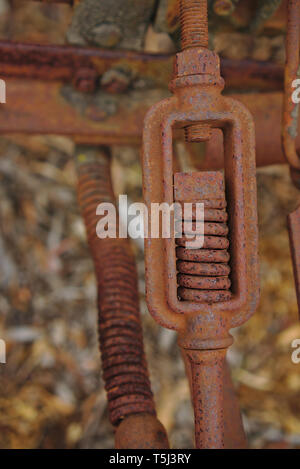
[181,349,247,448]
[288,206,300,317]
[282,0,300,172]
[179,0,209,50]
[187,349,226,449]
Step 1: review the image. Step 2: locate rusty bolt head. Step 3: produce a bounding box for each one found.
[173,47,220,78]
[73,68,98,93]
[185,124,212,142]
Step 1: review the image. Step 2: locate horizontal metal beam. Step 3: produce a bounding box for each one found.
[0,40,284,92]
[1,79,299,168]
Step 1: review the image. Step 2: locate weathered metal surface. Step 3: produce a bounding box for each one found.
[288,206,300,317]
[222,361,247,448]
[175,172,232,303]
[0,41,172,91]
[0,79,159,144]
[179,0,208,50]
[221,58,283,92]
[187,349,226,448]
[142,0,259,448]
[282,0,300,175]
[1,78,298,166]
[0,40,284,92]
[115,413,169,449]
[203,92,298,170]
[181,350,247,448]
[76,146,162,433]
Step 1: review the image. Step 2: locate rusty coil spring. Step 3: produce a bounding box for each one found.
[76,146,156,425]
[176,181,232,304]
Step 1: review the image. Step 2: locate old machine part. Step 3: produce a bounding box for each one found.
[142,0,259,448]
[1,0,300,450]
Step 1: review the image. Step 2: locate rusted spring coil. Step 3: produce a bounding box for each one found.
[76,146,156,425]
[176,198,232,303]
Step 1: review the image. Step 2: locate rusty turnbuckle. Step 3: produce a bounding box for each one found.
[142,0,259,448]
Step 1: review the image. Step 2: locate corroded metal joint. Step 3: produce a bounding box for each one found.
[170,47,224,142]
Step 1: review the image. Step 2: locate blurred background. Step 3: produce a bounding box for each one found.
[0,0,300,449]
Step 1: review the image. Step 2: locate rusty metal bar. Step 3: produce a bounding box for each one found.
[282,0,300,173]
[1,78,298,167]
[288,206,300,318]
[0,40,284,92]
[0,41,172,91]
[188,349,226,449]
[181,350,247,448]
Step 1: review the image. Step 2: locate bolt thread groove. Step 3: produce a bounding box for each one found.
[179,0,208,50]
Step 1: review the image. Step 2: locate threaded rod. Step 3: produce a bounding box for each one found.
[179,0,209,50]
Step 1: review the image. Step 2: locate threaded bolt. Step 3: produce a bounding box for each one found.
[179,1,210,142]
[184,124,212,142]
[179,0,209,50]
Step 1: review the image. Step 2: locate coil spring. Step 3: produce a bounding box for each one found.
[176,197,232,303]
[76,146,155,425]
